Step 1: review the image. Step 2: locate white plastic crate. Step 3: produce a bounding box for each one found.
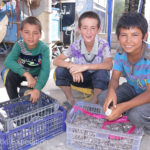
[66,102,144,150]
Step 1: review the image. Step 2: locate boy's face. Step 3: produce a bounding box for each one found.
[119,27,147,54]
[20,23,41,49]
[78,18,101,45]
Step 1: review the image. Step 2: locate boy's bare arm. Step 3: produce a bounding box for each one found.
[86,57,113,70]
[69,57,113,74]
[53,54,73,69]
[103,70,121,112]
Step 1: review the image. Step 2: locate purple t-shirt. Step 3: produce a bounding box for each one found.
[63,36,111,65]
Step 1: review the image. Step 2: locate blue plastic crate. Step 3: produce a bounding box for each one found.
[0,106,66,150]
[0,92,59,131]
[66,102,144,150]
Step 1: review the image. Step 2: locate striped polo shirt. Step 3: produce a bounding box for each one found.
[113,51,150,94]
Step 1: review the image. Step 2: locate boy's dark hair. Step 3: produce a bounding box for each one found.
[116,12,148,39]
[78,11,101,28]
[20,16,42,33]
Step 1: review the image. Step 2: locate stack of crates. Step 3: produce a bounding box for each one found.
[66,101,144,150]
[0,92,66,150]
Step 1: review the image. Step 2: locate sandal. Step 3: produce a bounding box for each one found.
[62,101,72,112]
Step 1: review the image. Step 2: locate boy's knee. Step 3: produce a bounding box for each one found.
[56,67,65,76]
[55,67,66,80]
[95,70,109,81]
[92,70,109,90]
[55,67,71,86]
[5,70,16,82]
[127,108,142,127]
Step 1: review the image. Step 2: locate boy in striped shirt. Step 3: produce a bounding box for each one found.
[98,12,150,134]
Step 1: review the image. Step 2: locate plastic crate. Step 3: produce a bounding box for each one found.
[0,92,59,131]
[66,101,144,150]
[0,106,66,150]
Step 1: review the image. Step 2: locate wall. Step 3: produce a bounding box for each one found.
[37,0,51,45]
[99,33,119,49]
[38,13,50,44]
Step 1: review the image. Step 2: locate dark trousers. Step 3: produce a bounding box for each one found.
[55,67,110,90]
[2,69,26,99]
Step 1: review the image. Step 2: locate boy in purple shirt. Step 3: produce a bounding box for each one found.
[53,11,112,108]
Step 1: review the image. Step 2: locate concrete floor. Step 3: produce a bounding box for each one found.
[0,54,150,150]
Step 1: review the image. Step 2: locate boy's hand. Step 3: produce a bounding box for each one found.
[105,103,125,121]
[103,90,117,112]
[25,89,40,103]
[72,72,84,83]
[69,64,88,74]
[23,72,37,88]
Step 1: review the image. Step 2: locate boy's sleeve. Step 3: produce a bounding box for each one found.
[34,45,50,91]
[4,43,26,76]
[63,45,73,58]
[145,60,150,84]
[102,41,112,59]
[113,52,123,72]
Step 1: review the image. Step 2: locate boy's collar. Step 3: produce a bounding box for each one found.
[81,35,99,55]
[117,44,124,54]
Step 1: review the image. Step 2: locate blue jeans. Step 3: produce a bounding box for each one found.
[55,67,109,90]
[97,82,150,134]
